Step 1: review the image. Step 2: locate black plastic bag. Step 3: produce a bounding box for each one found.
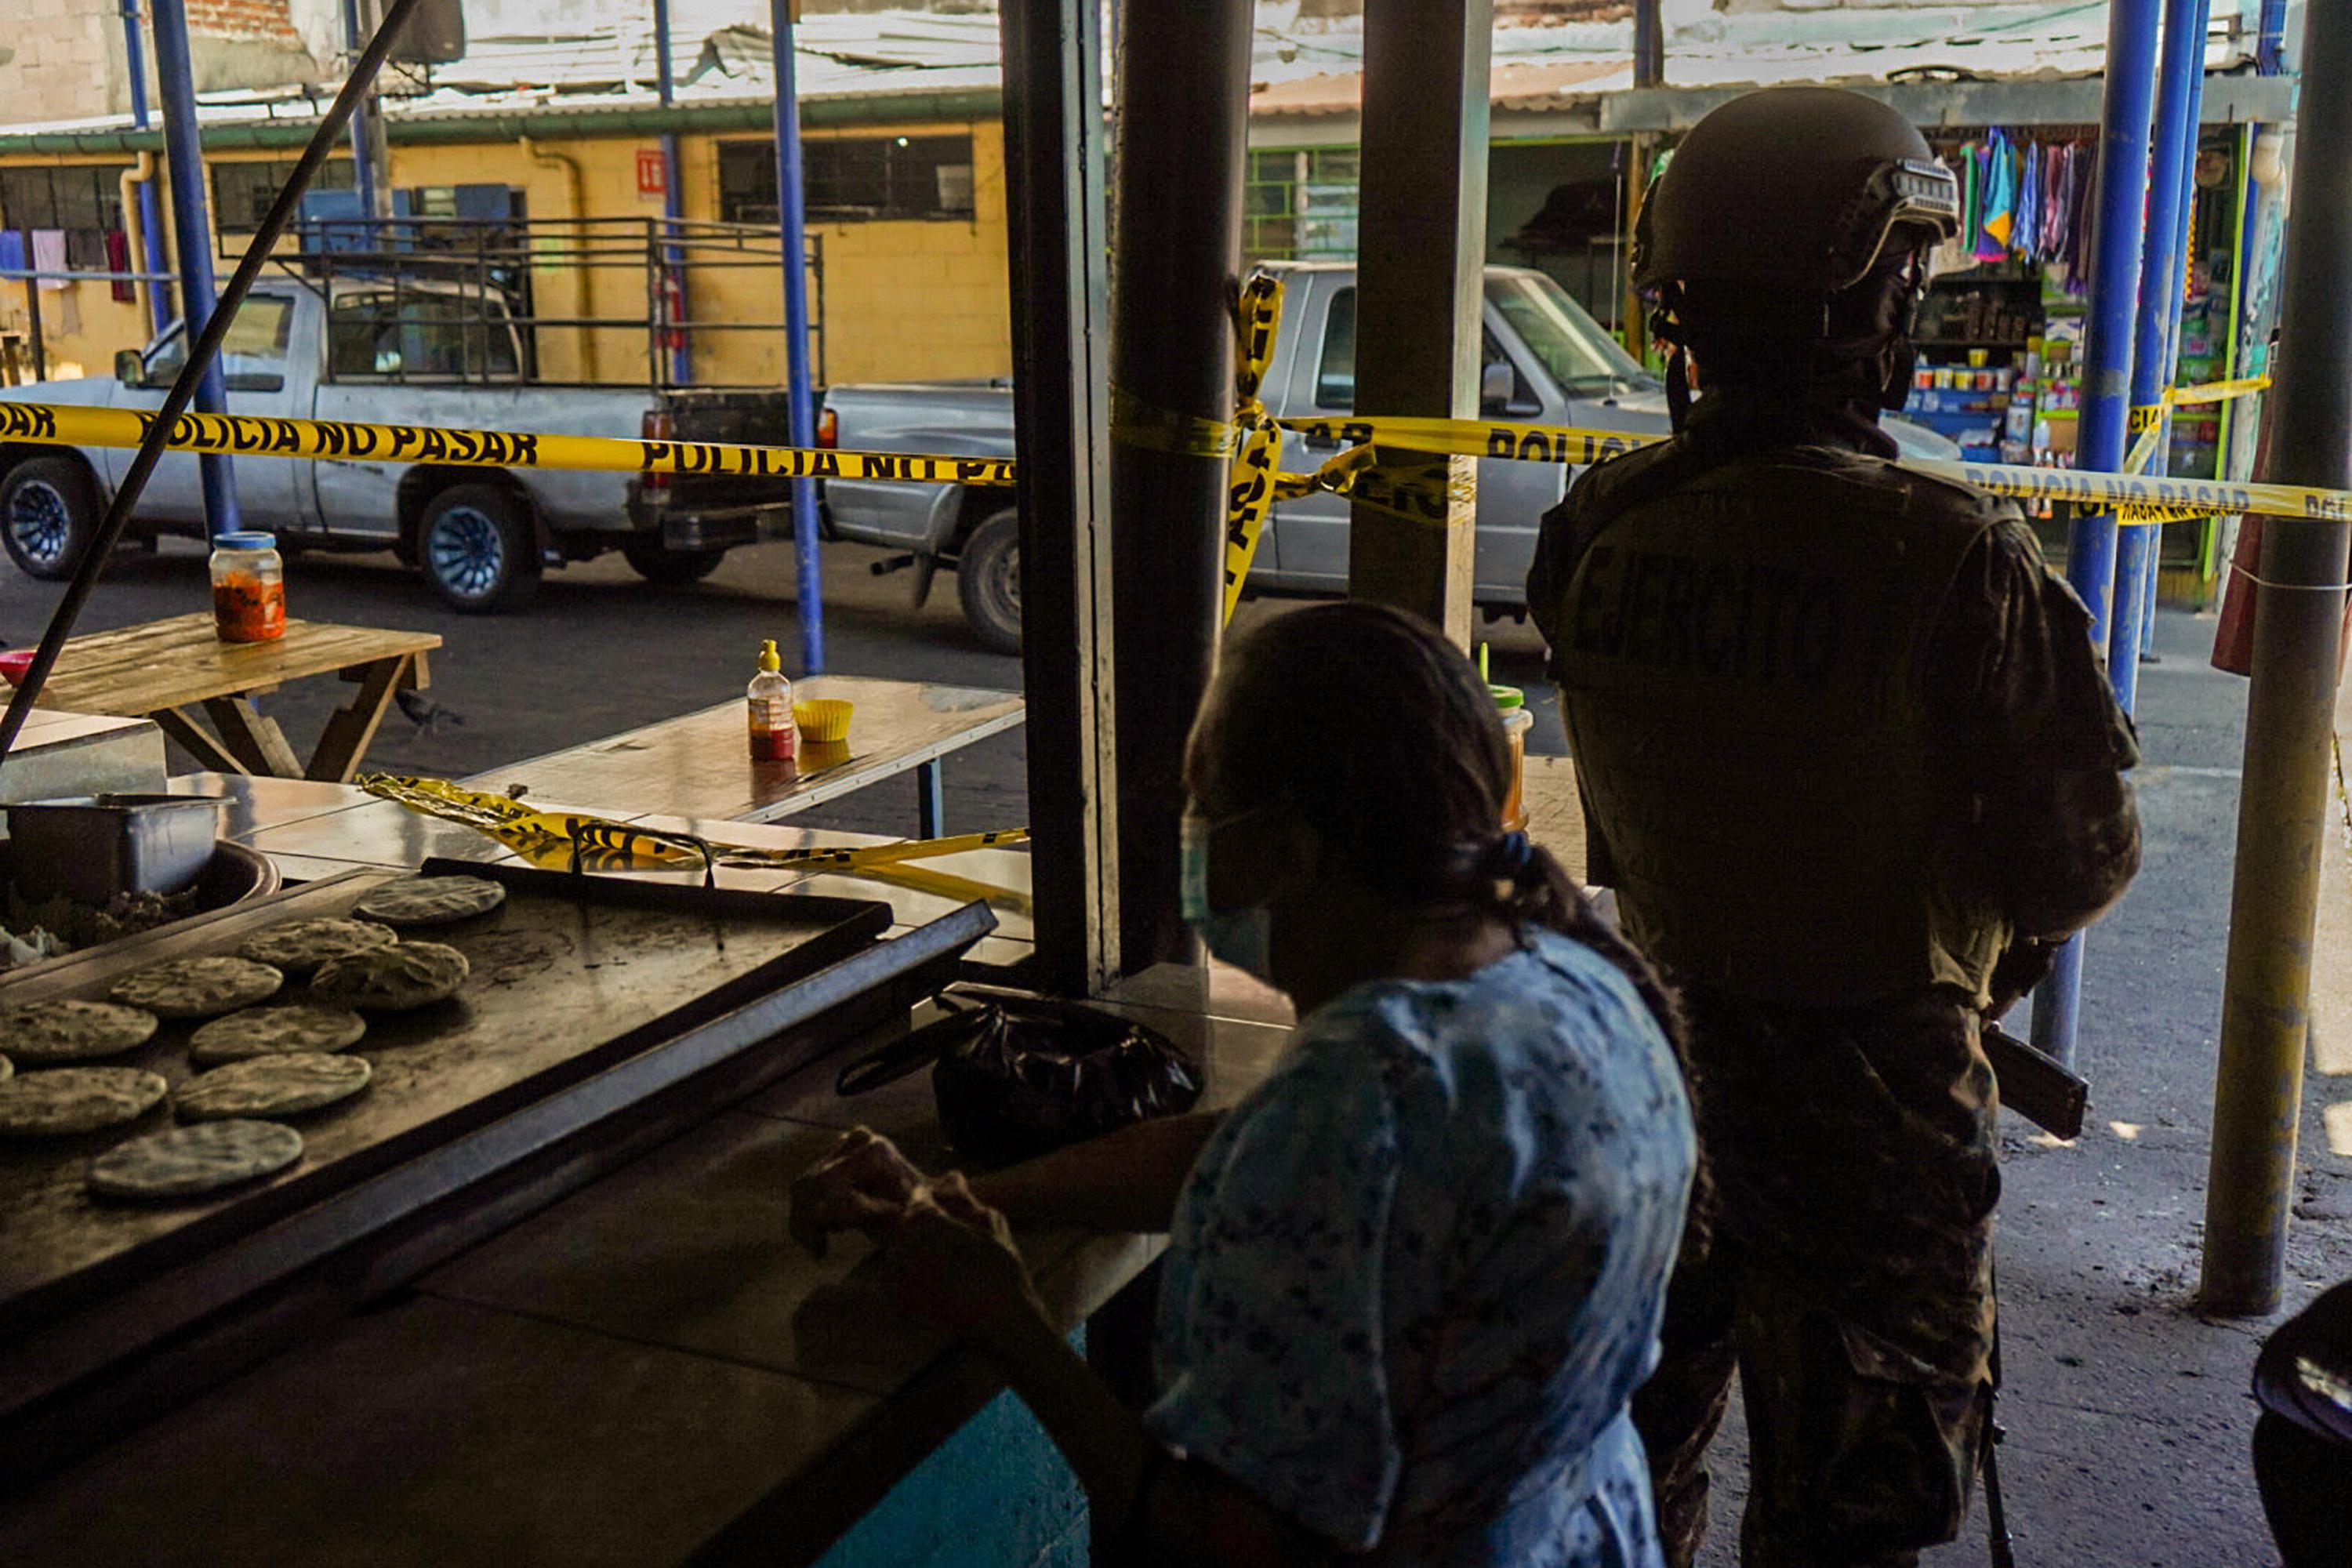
[837,993,1203,1167]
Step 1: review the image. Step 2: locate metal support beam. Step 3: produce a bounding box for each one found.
[1104,0,1252,971]
[771,0,823,673]
[1000,0,1119,994]
[1346,0,1492,644]
[2201,0,2352,1316]
[653,0,690,387]
[148,0,240,539]
[1633,0,1664,89]
[2030,0,2161,1066]
[2109,0,2212,709]
[117,0,171,336]
[342,0,390,227]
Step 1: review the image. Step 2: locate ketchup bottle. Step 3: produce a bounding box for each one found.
[747,639,797,761]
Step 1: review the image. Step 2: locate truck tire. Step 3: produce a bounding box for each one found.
[1,456,101,581]
[622,542,727,586]
[420,485,540,613]
[956,507,1022,655]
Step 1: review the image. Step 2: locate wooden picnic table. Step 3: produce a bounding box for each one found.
[470,673,1025,837]
[27,612,438,784]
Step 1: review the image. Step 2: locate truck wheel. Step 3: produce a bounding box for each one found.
[1,456,101,581]
[421,485,540,612]
[622,542,727,586]
[956,508,1022,655]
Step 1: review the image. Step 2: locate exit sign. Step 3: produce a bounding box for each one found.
[637,149,668,198]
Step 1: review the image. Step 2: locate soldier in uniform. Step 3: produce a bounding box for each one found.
[1527,87,2143,1567]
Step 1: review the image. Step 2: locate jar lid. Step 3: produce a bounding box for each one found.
[212,531,277,552]
[1490,683,1524,711]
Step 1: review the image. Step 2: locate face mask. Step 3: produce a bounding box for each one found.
[1180,815,1275,982]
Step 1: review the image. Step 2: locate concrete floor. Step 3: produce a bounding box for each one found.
[5,538,2339,1563]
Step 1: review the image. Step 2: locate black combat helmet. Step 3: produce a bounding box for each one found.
[1635,86,1961,299]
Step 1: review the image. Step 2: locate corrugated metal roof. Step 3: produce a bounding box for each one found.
[0,2,2271,141]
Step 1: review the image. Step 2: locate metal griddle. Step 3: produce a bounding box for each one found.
[0,856,994,1472]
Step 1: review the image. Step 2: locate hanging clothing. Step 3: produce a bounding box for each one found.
[1976,131,2016,261]
[0,232,25,276]
[104,230,134,303]
[2014,140,2042,262]
[30,230,66,290]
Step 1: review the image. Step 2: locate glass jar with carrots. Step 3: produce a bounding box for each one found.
[209,532,285,643]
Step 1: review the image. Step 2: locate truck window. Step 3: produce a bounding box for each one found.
[1483,273,1652,395]
[1314,285,1530,411]
[327,294,521,382]
[145,296,293,394]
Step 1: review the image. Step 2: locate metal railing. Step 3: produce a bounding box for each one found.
[222,213,826,392]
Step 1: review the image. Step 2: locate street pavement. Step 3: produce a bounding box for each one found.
[5,536,2328,1563]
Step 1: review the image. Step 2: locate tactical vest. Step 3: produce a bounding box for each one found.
[1552,449,2010,1007]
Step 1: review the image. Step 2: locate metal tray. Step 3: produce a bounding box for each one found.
[0,856,989,1440]
[5,793,227,904]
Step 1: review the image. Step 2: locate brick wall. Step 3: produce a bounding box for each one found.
[183,0,307,48]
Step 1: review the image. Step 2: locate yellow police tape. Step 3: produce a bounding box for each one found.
[0,307,2299,557]
[0,401,1017,488]
[357,773,1032,909]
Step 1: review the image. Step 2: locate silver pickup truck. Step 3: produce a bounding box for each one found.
[0,278,796,611]
[822,260,1958,652]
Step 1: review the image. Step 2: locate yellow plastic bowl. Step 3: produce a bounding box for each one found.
[793,699,854,744]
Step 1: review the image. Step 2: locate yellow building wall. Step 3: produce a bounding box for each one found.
[0,116,1013,395]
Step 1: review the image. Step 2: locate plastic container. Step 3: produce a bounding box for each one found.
[747,639,797,761]
[1494,684,1533,834]
[209,531,285,643]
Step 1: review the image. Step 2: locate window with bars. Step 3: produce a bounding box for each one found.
[1244,147,1360,263]
[717,135,977,225]
[0,165,129,234]
[213,159,356,233]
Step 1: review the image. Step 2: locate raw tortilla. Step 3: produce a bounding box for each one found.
[109,956,284,1019]
[0,1000,159,1062]
[353,876,506,928]
[310,942,470,1011]
[86,1119,303,1200]
[236,917,397,976]
[0,1065,168,1136]
[175,1052,371,1120]
[189,1004,368,1064]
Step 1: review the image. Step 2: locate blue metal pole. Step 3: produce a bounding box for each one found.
[2031,0,2162,1065]
[654,0,690,387]
[147,0,240,538]
[341,0,379,238]
[118,0,172,335]
[2110,0,2210,703]
[2140,0,2215,656]
[771,0,822,673]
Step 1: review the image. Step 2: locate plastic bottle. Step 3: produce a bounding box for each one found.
[747,639,797,761]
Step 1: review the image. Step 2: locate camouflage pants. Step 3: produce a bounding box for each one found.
[1635,985,2001,1568]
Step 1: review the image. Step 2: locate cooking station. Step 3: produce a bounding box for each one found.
[0,767,1289,1566]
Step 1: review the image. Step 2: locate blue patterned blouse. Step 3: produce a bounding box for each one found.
[1145,927,1696,1566]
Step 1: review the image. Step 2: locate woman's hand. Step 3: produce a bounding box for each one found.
[876,1173,1045,1340]
[789,1127,928,1258]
